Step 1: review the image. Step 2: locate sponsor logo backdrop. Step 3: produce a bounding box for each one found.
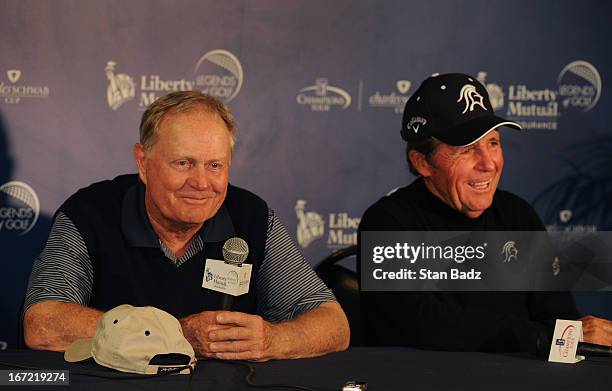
[1,0,610,347]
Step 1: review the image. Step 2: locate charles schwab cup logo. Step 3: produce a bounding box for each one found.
[367,80,411,113]
[559,209,572,224]
[0,181,40,235]
[7,70,20,83]
[295,200,359,249]
[1,69,50,104]
[297,78,351,112]
[547,208,596,233]
[104,49,243,110]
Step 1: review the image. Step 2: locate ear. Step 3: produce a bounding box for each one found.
[133,143,148,185]
[408,149,433,177]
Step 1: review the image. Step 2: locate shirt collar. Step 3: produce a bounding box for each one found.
[121,181,235,247]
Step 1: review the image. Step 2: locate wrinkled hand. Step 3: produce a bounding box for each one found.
[580,315,612,346]
[206,312,276,361]
[180,311,277,361]
[180,311,231,357]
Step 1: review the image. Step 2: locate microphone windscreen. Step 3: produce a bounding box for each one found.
[222,237,249,265]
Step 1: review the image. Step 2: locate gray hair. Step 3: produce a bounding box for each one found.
[406,137,441,176]
[139,91,237,152]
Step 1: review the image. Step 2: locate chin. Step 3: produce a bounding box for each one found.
[184,212,215,224]
[468,201,494,214]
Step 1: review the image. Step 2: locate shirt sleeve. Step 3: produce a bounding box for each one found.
[23,212,93,312]
[256,208,336,323]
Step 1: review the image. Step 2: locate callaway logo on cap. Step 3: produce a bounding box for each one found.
[64,304,196,375]
[400,73,521,146]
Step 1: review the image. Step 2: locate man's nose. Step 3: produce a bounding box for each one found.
[475,148,496,171]
[186,164,210,190]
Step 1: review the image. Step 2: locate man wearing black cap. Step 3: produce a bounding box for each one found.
[359,73,612,351]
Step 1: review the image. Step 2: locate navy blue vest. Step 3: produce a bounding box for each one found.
[58,174,268,318]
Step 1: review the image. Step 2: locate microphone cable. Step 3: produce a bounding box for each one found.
[223,360,318,391]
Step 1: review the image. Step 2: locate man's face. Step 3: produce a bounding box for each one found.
[420,130,504,218]
[134,108,231,231]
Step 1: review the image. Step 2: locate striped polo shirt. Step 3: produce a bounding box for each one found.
[25,208,335,323]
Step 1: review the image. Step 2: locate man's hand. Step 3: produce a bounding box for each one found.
[179,311,230,356]
[180,311,277,361]
[180,302,349,361]
[580,315,612,346]
[208,312,277,361]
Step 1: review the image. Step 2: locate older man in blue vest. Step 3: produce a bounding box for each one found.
[24,91,349,361]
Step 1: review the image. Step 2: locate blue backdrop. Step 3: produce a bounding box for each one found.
[1,0,610,348]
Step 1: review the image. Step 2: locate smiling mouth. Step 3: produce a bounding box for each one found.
[180,195,214,204]
[468,180,492,191]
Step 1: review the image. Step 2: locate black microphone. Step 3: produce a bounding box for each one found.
[220,237,249,310]
[576,342,612,357]
[531,330,612,359]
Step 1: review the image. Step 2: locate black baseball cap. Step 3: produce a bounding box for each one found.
[401,73,521,146]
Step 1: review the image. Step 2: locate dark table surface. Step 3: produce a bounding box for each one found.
[1,347,611,390]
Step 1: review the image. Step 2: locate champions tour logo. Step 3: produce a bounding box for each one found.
[0,181,40,235]
[296,78,351,112]
[294,200,359,249]
[0,69,50,105]
[477,60,601,130]
[105,49,243,110]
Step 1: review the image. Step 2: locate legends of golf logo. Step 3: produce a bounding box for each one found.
[0,181,40,235]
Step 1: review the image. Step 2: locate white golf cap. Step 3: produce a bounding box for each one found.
[64,304,196,375]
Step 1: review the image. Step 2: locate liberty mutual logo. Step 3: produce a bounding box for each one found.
[477,72,504,110]
[295,200,324,248]
[294,200,360,249]
[105,61,136,110]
